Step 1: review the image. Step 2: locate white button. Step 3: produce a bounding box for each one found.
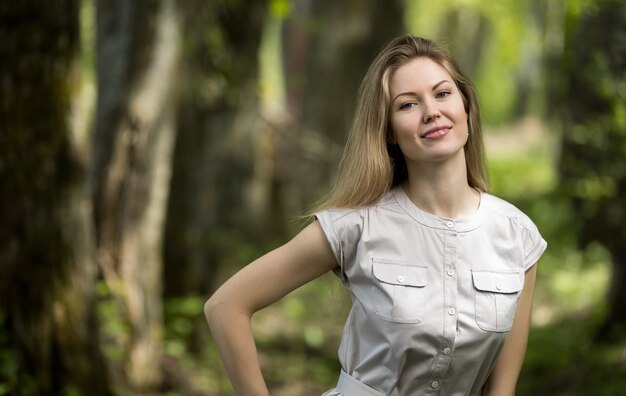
[431,381,440,389]
[446,221,454,228]
[397,275,405,283]
[443,347,451,355]
[495,284,502,291]
[447,267,456,276]
[448,307,456,315]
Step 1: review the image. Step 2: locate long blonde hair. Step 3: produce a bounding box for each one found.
[313,35,487,212]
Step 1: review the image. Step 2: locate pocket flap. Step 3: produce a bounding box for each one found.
[472,269,522,293]
[372,260,428,287]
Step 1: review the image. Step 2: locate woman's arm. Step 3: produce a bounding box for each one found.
[205,221,338,395]
[482,264,537,396]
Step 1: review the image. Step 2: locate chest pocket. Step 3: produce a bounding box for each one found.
[372,259,428,324]
[472,269,523,332]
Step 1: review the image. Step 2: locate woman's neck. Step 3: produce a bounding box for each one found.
[403,156,480,220]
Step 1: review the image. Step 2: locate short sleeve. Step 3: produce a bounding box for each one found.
[315,208,364,282]
[519,215,548,271]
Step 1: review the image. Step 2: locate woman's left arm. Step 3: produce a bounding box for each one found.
[482,264,538,396]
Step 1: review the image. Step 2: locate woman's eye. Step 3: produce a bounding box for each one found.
[400,102,416,110]
[436,90,451,99]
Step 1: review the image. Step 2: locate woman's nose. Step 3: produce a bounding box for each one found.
[423,109,441,123]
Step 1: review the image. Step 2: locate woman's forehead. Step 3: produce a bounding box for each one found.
[389,57,453,92]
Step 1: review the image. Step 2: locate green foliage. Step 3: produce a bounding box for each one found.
[61,386,81,396]
[161,294,247,395]
[550,244,609,305]
[79,0,95,83]
[520,314,626,395]
[211,228,268,270]
[95,281,130,363]
[555,0,626,294]
[163,296,205,358]
[259,4,286,109]
[488,148,556,199]
[406,0,539,124]
[0,311,38,396]
[252,275,345,393]
[269,0,292,19]
[0,311,16,396]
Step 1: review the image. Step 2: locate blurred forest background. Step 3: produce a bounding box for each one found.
[1,0,625,395]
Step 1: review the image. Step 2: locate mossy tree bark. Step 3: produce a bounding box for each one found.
[93,0,180,390]
[0,1,112,394]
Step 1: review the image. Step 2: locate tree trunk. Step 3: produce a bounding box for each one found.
[556,0,626,339]
[163,0,267,297]
[303,0,405,144]
[93,0,180,390]
[437,8,490,80]
[0,1,112,394]
[280,0,405,210]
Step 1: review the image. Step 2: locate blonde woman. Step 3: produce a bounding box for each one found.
[206,35,547,396]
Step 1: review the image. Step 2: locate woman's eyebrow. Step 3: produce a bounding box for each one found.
[392,91,416,103]
[392,80,452,103]
[432,79,451,90]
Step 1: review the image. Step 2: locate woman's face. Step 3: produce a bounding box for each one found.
[388,57,468,166]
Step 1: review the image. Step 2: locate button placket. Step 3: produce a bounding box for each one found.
[427,226,459,391]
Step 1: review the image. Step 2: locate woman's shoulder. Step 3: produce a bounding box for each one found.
[315,189,397,220]
[315,206,363,223]
[481,193,548,267]
[481,192,538,229]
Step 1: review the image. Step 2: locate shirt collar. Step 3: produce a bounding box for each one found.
[391,185,486,232]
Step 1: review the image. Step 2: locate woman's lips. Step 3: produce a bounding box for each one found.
[421,126,451,139]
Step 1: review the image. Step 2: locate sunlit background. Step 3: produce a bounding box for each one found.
[1,0,625,395]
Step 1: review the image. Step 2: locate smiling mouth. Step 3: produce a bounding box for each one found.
[421,126,451,139]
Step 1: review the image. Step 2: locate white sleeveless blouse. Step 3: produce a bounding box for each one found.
[316,186,547,396]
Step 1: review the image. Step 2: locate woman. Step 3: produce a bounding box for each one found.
[205,35,547,396]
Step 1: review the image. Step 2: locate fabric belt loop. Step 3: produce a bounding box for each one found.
[335,370,385,396]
